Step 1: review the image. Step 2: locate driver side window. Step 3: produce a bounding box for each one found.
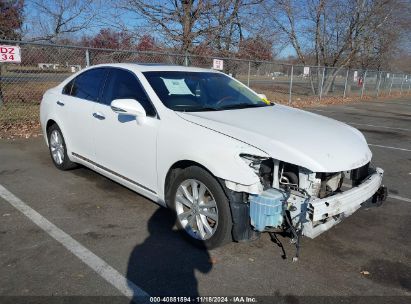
[101,68,156,117]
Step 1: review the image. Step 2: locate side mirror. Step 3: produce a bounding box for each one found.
[257,93,267,100]
[111,99,146,117]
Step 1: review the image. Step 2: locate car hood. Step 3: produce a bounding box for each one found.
[176,105,372,172]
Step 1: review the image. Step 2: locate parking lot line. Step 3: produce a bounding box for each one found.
[0,184,149,301]
[368,144,411,152]
[389,194,411,203]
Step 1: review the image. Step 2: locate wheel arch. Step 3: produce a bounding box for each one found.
[46,119,57,132]
[164,160,218,208]
[44,119,73,161]
[44,119,58,145]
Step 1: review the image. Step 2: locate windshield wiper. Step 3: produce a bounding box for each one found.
[174,106,219,112]
[219,103,272,110]
[173,103,272,112]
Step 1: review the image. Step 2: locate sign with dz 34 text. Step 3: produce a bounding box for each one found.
[0,45,22,63]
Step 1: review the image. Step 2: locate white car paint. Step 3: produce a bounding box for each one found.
[177,105,371,173]
[40,63,383,239]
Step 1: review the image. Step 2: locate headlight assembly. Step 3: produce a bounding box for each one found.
[240,154,273,189]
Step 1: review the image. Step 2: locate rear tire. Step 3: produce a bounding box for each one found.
[169,166,233,249]
[47,124,77,170]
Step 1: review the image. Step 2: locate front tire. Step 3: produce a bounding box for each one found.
[47,124,77,170]
[169,166,233,249]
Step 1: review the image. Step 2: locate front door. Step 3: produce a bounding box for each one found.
[92,68,159,194]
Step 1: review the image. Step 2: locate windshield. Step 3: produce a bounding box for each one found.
[142,71,272,112]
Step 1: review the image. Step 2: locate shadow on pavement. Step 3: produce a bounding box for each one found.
[126,207,212,301]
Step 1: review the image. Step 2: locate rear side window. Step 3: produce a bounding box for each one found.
[69,68,107,102]
[101,68,156,117]
[62,80,74,95]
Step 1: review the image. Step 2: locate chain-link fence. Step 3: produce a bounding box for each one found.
[1,39,410,125]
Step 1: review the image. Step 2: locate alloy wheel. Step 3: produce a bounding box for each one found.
[50,130,65,165]
[175,179,219,240]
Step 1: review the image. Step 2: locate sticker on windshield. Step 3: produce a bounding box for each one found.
[261,97,271,105]
[161,78,194,95]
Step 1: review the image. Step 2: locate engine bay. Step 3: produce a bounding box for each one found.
[235,154,386,261]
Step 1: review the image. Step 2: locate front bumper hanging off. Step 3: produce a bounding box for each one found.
[303,167,385,238]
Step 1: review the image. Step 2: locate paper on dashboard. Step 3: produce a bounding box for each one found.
[161,78,194,95]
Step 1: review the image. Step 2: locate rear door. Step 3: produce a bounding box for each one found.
[60,68,108,161]
[92,67,159,194]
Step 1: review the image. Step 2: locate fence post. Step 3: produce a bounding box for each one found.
[85,49,90,67]
[343,69,349,99]
[288,65,293,104]
[360,70,367,99]
[247,61,251,87]
[319,67,325,101]
[400,74,405,95]
[184,52,189,67]
[376,71,382,97]
[0,63,3,107]
[389,74,394,96]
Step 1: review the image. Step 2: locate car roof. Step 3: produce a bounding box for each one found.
[90,63,219,73]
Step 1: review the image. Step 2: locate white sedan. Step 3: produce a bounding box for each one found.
[40,63,386,250]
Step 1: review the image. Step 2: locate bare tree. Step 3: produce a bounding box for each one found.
[117,0,264,55]
[354,0,411,71]
[261,0,408,94]
[204,0,262,55]
[27,0,97,42]
[117,0,216,53]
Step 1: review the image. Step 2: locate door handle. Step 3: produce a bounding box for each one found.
[93,112,105,120]
[56,101,65,106]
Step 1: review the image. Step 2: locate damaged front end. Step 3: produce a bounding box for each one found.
[224,154,387,260]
